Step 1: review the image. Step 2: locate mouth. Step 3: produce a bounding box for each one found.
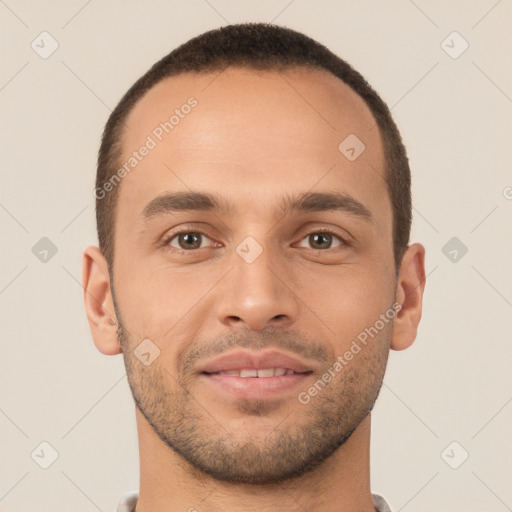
[198,350,315,399]
[203,368,309,377]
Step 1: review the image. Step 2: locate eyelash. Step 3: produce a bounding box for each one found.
[296,229,349,250]
[160,227,351,252]
[160,229,218,252]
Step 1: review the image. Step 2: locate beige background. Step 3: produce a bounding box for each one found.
[1,1,511,510]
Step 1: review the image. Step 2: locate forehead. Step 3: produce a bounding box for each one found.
[117,66,389,227]
[123,66,382,155]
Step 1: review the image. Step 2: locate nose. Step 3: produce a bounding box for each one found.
[214,246,300,331]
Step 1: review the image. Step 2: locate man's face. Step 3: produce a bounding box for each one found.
[112,67,397,483]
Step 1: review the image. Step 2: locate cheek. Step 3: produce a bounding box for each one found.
[115,261,220,364]
[117,253,210,317]
[294,262,395,347]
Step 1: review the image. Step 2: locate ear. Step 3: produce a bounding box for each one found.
[391,243,426,351]
[82,246,122,355]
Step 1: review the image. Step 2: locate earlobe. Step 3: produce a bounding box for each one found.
[390,243,426,351]
[82,246,122,355]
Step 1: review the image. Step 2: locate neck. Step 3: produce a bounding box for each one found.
[134,409,376,512]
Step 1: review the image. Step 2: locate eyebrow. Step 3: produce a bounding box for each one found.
[279,191,373,221]
[142,192,234,218]
[142,191,373,223]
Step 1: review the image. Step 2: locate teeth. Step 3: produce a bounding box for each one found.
[257,368,275,378]
[215,368,293,377]
[240,369,258,377]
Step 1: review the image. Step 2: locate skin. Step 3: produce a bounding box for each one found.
[83,67,425,512]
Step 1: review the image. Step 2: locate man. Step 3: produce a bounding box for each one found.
[83,23,425,512]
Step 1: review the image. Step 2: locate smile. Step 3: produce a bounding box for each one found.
[205,368,307,377]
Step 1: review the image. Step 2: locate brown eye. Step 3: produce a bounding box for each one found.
[169,232,208,250]
[298,232,343,250]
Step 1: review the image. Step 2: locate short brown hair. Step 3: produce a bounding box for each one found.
[96,23,411,272]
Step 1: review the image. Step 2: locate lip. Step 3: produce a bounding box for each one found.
[198,349,315,399]
[199,349,314,374]
[200,372,312,399]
